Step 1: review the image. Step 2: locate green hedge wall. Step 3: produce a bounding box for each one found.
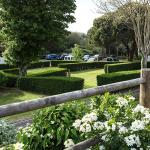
[58,62,120,71]
[50,60,78,67]
[104,62,150,73]
[97,70,140,86]
[0,64,14,70]
[18,77,84,95]
[28,68,67,77]
[3,68,19,75]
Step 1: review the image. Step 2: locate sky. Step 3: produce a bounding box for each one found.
[68,0,100,34]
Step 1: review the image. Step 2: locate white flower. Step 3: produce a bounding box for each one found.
[101,134,109,142]
[14,142,24,150]
[82,112,98,123]
[119,126,128,134]
[79,123,91,133]
[99,145,105,150]
[116,97,128,107]
[64,139,75,148]
[93,122,105,130]
[104,121,111,131]
[72,119,82,129]
[124,134,141,147]
[130,120,145,131]
[133,104,147,114]
[111,124,116,131]
[129,96,135,101]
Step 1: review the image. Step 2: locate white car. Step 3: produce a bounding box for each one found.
[64,55,74,61]
[87,57,96,62]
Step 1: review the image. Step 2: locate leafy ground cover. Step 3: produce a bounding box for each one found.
[71,69,104,88]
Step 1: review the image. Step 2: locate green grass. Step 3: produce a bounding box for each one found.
[0,88,44,121]
[27,67,65,76]
[71,69,104,88]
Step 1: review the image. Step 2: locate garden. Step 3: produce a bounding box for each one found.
[1,0,150,149]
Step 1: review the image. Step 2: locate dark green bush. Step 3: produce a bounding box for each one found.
[0,64,14,70]
[50,60,78,67]
[18,77,84,95]
[3,68,19,75]
[104,62,150,73]
[29,61,50,69]
[18,102,90,150]
[97,70,140,86]
[58,62,120,71]
[28,68,67,77]
[0,72,7,86]
[4,73,18,87]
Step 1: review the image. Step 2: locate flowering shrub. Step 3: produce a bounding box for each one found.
[67,93,150,149]
[18,101,90,150]
[0,120,17,147]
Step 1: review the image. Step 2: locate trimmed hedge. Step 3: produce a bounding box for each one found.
[18,76,84,95]
[3,68,19,75]
[0,64,14,70]
[0,71,7,86]
[97,70,140,86]
[50,60,78,67]
[28,68,67,77]
[104,62,150,73]
[58,62,120,71]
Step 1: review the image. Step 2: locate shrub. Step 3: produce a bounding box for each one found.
[0,64,14,70]
[50,60,78,67]
[70,93,150,149]
[18,102,91,150]
[4,73,18,87]
[29,61,50,69]
[28,68,67,77]
[58,62,120,71]
[0,72,7,87]
[104,62,150,73]
[0,120,17,147]
[97,70,140,86]
[17,76,84,95]
[3,68,19,75]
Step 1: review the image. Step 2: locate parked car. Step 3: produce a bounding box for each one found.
[83,55,90,61]
[94,54,103,61]
[59,54,68,60]
[64,55,74,61]
[103,57,119,62]
[87,57,96,62]
[46,54,58,60]
[109,55,119,61]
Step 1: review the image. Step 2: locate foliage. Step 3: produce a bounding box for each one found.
[97,70,140,86]
[87,12,138,61]
[18,102,91,150]
[0,0,76,76]
[104,62,146,73]
[0,120,17,147]
[27,67,67,77]
[72,44,83,61]
[69,93,150,149]
[17,76,84,95]
[0,71,7,86]
[50,60,78,67]
[58,62,120,71]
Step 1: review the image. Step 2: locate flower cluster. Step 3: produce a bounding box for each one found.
[71,94,150,149]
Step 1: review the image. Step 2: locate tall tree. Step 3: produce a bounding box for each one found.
[96,0,150,68]
[0,0,76,76]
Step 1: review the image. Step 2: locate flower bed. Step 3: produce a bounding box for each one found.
[6,93,149,150]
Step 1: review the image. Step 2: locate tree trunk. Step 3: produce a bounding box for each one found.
[19,65,28,77]
[141,55,148,69]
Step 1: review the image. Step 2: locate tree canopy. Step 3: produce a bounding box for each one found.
[0,0,76,76]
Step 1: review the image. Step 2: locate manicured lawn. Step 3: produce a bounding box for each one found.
[71,69,104,88]
[0,88,44,121]
[27,67,64,76]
